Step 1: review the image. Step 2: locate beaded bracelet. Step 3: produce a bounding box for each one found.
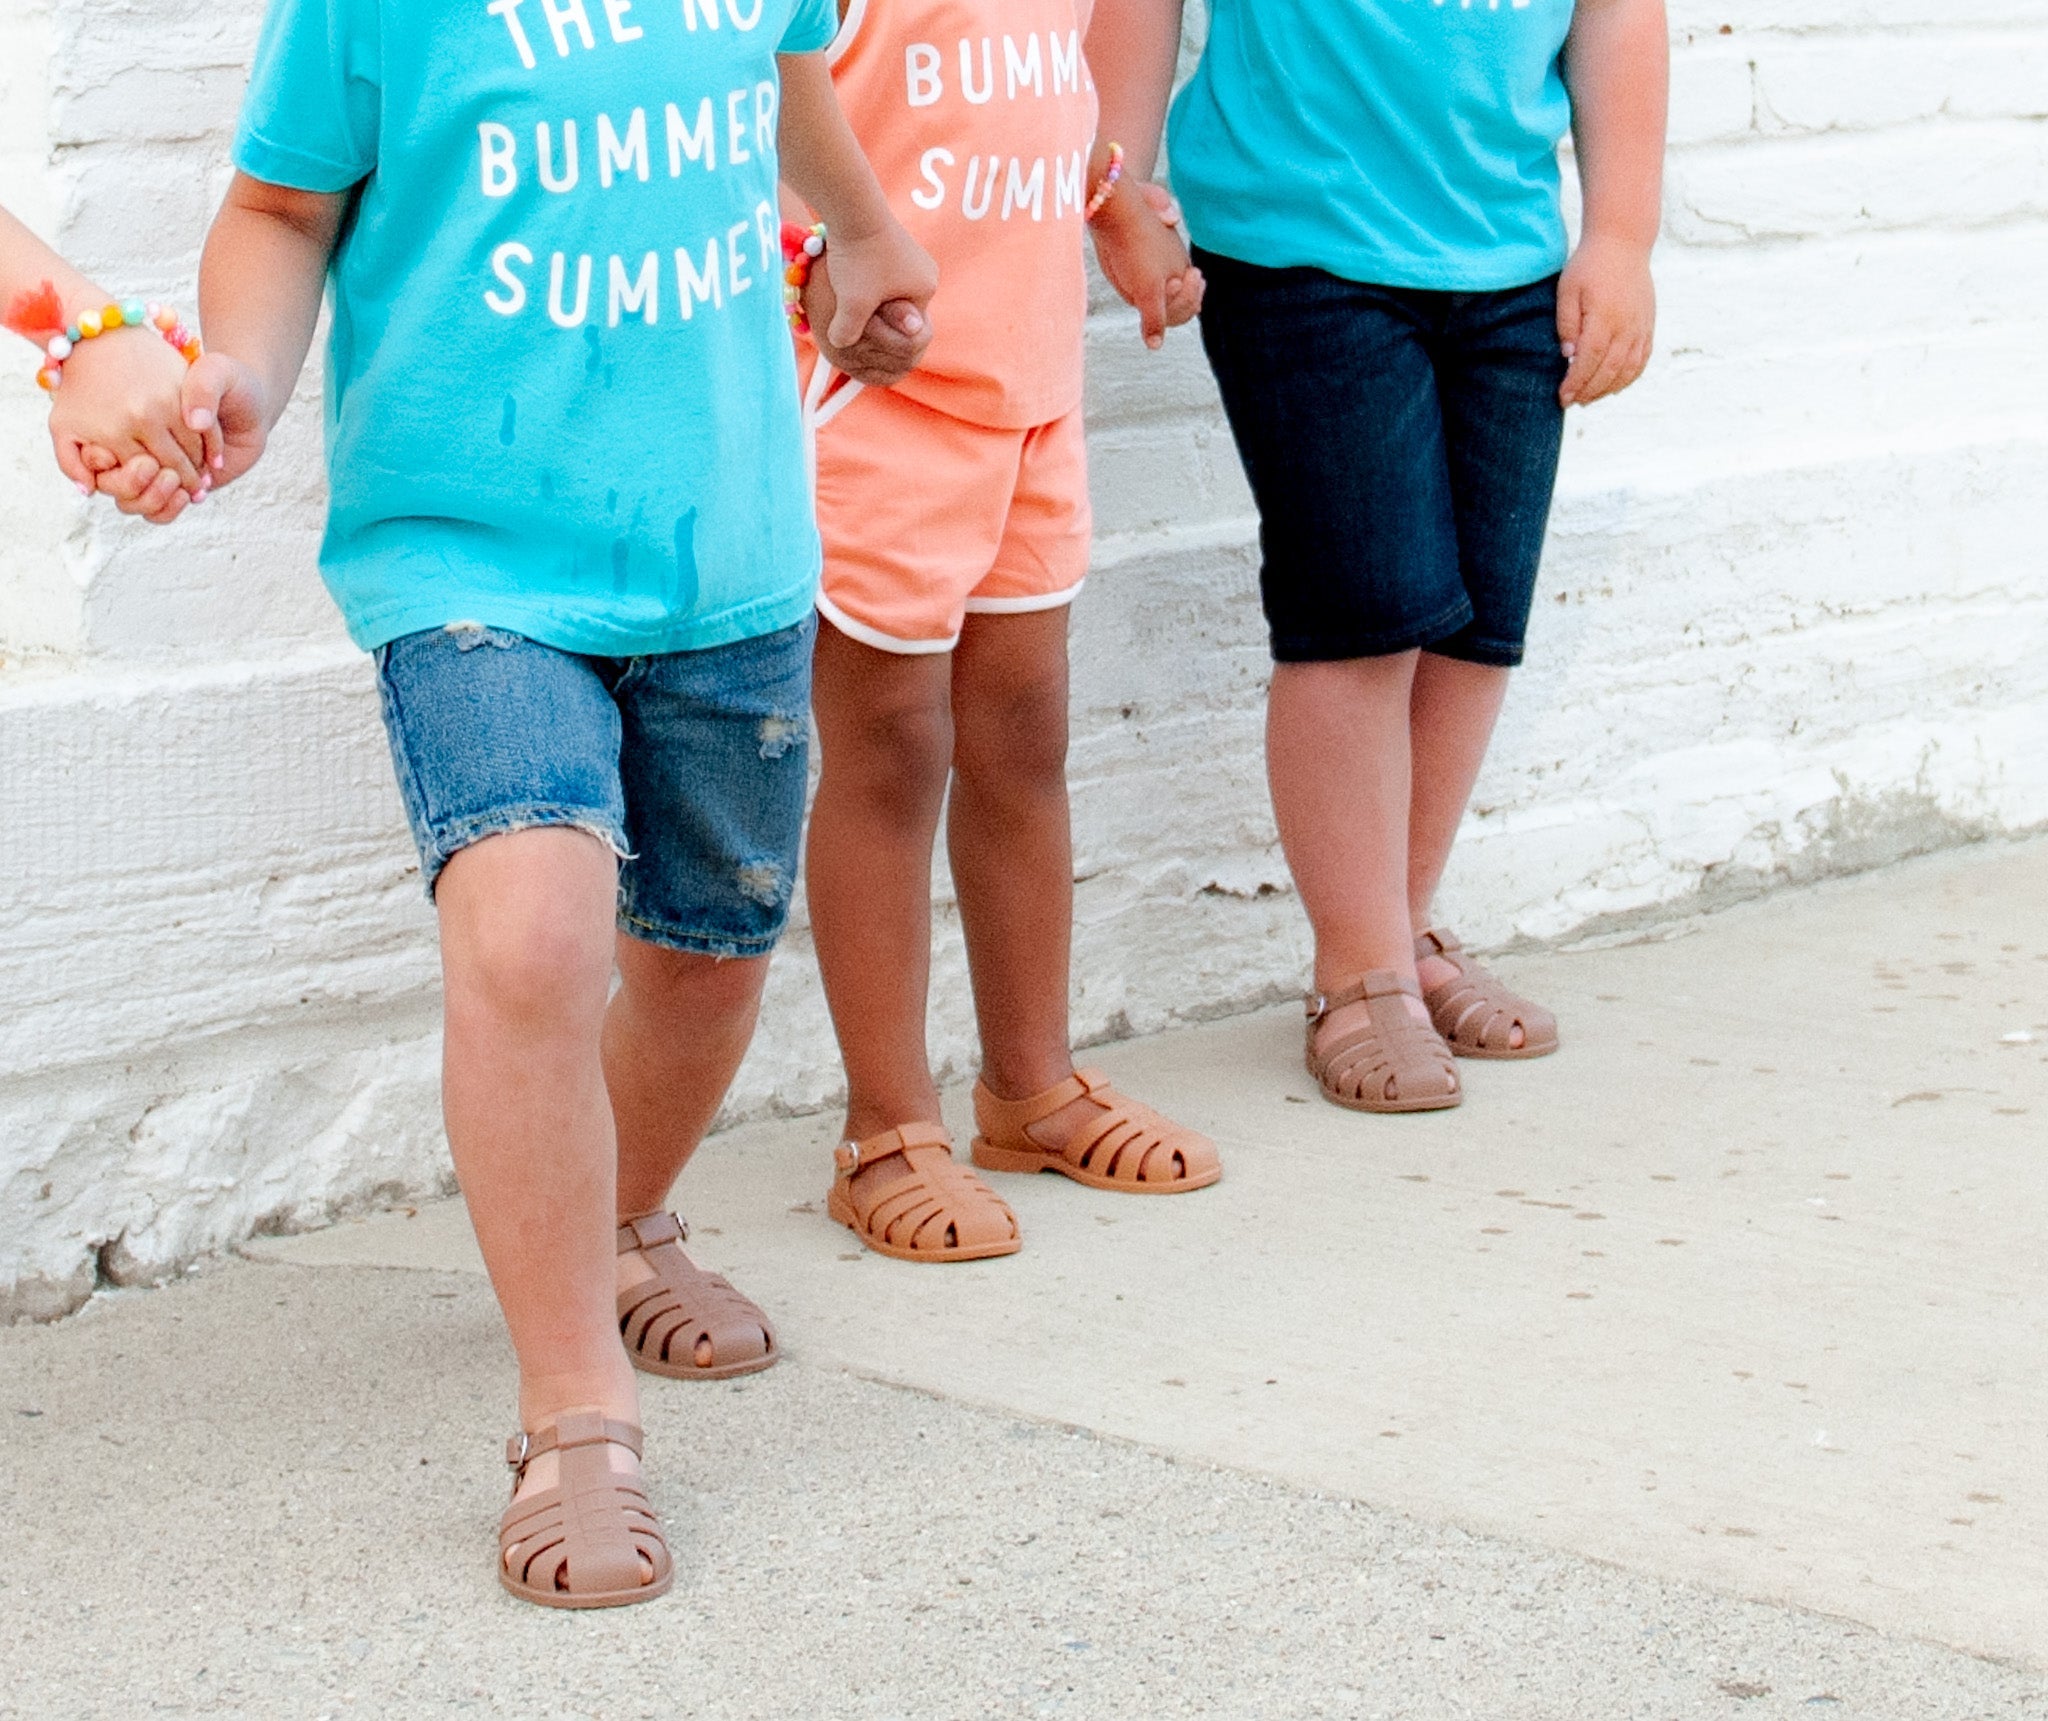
[1083,143,1126,222]
[35,300,202,393]
[781,222,827,335]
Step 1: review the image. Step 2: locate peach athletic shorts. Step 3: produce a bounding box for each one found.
[805,364,1091,656]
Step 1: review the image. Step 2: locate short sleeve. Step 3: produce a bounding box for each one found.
[779,0,838,54]
[233,0,382,192]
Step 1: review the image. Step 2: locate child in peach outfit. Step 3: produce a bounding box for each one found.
[796,0,1218,1261]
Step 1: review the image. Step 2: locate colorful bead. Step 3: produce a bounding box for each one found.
[1084,142,1126,222]
[25,297,201,392]
[778,221,828,336]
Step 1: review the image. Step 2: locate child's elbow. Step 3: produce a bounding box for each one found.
[222,172,346,246]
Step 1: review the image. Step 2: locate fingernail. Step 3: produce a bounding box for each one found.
[903,312,923,333]
[76,481,92,496]
[1561,343,1576,358]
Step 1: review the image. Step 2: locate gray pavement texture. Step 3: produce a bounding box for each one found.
[5,838,2048,1719]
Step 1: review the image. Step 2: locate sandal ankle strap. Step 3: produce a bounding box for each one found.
[507,1411,644,1477]
[834,1120,951,1175]
[972,1067,1108,1132]
[1307,970,1422,1022]
[1414,927,1462,960]
[617,1211,687,1254]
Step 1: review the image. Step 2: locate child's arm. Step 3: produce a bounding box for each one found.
[777,51,936,385]
[1085,0,1203,348]
[2,203,211,503]
[1087,0,1183,185]
[164,175,345,514]
[1557,0,1667,407]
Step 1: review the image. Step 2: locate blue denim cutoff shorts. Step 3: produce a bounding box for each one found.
[1195,251,1569,667]
[374,615,815,957]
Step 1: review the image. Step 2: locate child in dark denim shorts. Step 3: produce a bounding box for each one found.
[130,0,938,1607]
[1093,0,1668,1113]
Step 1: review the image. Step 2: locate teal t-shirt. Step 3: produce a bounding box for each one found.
[234,0,836,655]
[1169,0,1576,292]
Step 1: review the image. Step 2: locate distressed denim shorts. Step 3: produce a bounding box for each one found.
[373,615,815,957]
[1195,250,1569,667]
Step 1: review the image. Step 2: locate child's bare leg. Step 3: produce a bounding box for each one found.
[606,940,771,1217]
[947,608,1079,1107]
[1406,655,1518,1033]
[807,620,955,1185]
[951,608,1213,1177]
[1406,653,1511,922]
[1266,653,1433,1037]
[436,826,649,1574]
[605,942,774,1345]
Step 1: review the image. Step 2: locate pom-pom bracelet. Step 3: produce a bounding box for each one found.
[35,300,202,393]
[781,221,827,335]
[1083,143,1126,222]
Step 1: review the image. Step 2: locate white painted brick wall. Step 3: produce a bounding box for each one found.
[3,1,2044,1318]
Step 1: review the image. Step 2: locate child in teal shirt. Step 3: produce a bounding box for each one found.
[170,0,935,1608]
[1094,0,1666,1111]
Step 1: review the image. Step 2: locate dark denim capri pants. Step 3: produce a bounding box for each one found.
[1195,249,1569,667]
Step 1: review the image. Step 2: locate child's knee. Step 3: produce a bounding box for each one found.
[617,941,768,1024]
[826,691,954,810]
[958,670,1070,786]
[442,842,617,1023]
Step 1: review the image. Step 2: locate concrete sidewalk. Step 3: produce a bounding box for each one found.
[4,841,2046,1718]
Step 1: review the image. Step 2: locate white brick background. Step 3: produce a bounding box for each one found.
[3,1,2044,1318]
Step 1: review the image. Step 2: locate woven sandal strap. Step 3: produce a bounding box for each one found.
[1314,1010,1454,1087]
[617,1210,686,1254]
[507,1411,644,1473]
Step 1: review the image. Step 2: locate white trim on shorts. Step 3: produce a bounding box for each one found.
[963,581,1088,616]
[801,356,866,494]
[816,587,961,656]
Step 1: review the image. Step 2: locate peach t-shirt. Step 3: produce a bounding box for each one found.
[819,0,1098,429]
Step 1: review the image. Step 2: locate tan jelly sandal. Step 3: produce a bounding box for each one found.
[971,1068,1222,1193]
[1306,972,1462,1113]
[1415,928,1559,1059]
[828,1122,1021,1263]
[616,1211,777,1381]
[499,1411,673,1610]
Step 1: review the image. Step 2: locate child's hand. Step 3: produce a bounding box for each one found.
[1091,180,1204,350]
[181,353,270,489]
[811,221,936,382]
[1556,233,1655,407]
[98,353,272,525]
[47,326,214,510]
[805,256,928,389]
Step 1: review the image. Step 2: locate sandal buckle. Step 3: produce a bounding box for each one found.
[834,1141,860,1173]
[506,1432,531,1475]
[1305,993,1329,1024]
